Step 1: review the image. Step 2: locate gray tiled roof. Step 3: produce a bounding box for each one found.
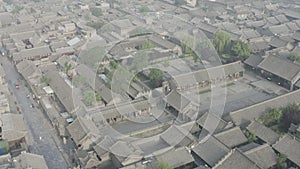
[155,147,194,168]
[214,126,248,148]
[165,90,191,112]
[213,149,261,169]
[244,55,264,68]
[192,135,230,167]
[258,55,300,82]
[67,117,99,146]
[230,89,300,127]
[45,70,81,113]
[244,144,277,169]
[247,121,280,145]
[273,134,300,167]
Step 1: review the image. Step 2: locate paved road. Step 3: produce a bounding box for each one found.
[0,57,70,169]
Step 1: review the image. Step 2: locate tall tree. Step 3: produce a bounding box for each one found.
[289,52,299,61]
[245,131,257,142]
[83,89,95,106]
[277,153,287,169]
[149,69,163,87]
[231,40,250,59]
[264,108,283,125]
[213,30,231,54]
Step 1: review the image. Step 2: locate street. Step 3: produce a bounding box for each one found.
[0,56,70,169]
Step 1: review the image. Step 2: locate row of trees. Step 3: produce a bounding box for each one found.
[213,30,250,61]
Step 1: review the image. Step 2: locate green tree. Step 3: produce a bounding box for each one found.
[95,92,102,102]
[245,131,257,142]
[213,30,232,54]
[277,153,287,169]
[263,108,283,126]
[139,6,151,12]
[181,36,194,54]
[231,40,250,59]
[289,52,299,61]
[109,60,119,70]
[141,40,155,49]
[281,104,300,131]
[83,89,95,106]
[157,161,173,169]
[65,62,72,73]
[149,69,163,87]
[40,76,51,86]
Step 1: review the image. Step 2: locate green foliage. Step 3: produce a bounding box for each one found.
[157,161,173,169]
[109,60,119,70]
[260,104,300,132]
[213,30,232,54]
[277,153,287,169]
[289,52,299,61]
[222,54,232,59]
[262,108,283,126]
[83,89,95,106]
[181,36,194,54]
[193,54,200,62]
[149,69,163,88]
[280,104,300,131]
[141,40,155,50]
[64,62,72,73]
[139,6,151,12]
[40,76,51,86]
[231,40,250,59]
[199,89,211,94]
[90,7,102,17]
[245,131,257,142]
[95,92,102,102]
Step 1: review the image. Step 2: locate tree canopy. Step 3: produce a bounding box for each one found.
[231,40,250,59]
[83,89,95,106]
[139,6,151,12]
[40,76,51,86]
[149,69,163,88]
[245,131,257,142]
[157,161,173,169]
[141,40,155,50]
[289,52,299,61]
[213,30,231,54]
[277,153,287,169]
[262,108,283,126]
